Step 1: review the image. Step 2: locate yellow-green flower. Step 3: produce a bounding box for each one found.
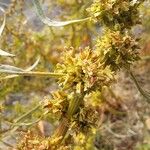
[87,0,142,29]
[55,47,114,92]
[96,29,140,70]
[43,91,68,118]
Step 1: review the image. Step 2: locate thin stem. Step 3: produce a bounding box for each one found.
[129,70,150,102]
[2,104,41,138]
[14,103,41,123]
[13,118,42,127]
[52,92,85,144]
[52,117,69,142]
[1,71,64,77]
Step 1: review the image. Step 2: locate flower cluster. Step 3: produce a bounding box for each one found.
[17,131,50,150]
[96,29,140,70]
[87,0,143,29]
[55,47,114,93]
[43,91,68,118]
[70,106,99,133]
[17,130,71,150]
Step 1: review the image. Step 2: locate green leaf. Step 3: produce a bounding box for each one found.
[32,0,90,27]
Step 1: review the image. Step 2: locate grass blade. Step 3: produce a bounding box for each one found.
[0,64,24,73]
[25,56,40,71]
[32,0,90,27]
[0,7,5,36]
[0,49,15,57]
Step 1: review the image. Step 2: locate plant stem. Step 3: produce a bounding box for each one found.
[52,92,85,144]
[129,70,150,102]
[52,117,69,141]
[0,72,65,78]
[67,93,85,118]
[13,103,41,123]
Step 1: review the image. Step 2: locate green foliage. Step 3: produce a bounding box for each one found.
[87,0,144,29]
[96,29,140,70]
[55,47,114,92]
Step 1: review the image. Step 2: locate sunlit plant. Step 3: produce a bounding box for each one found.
[0,0,150,149]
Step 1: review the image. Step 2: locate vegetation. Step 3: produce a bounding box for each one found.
[0,0,150,149]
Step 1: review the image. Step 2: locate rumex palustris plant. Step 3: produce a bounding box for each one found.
[0,0,150,149]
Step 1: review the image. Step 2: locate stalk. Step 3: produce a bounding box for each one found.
[0,71,64,77]
[52,117,69,142]
[67,93,85,118]
[8,71,64,77]
[52,92,85,144]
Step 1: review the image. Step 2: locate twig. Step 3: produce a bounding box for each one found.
[14,103,41,123]
[129,70,150,102]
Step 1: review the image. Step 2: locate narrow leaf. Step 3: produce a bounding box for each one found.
[0,58,64,80]
[0,64,24,73]
[14,103,41,123]
[0,7,5,36]
[0,49,15,57]
[0,57,40,73]
[26,56,40,71]
[0,57,40,80]
[32,0,90,27]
